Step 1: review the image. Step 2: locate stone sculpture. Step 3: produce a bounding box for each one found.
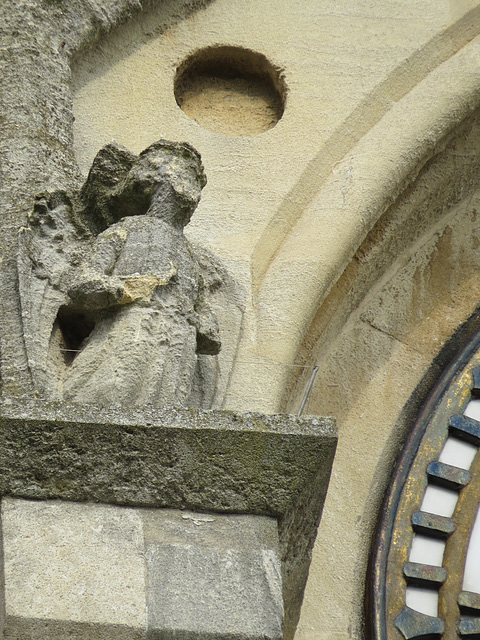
[18,140,221,408]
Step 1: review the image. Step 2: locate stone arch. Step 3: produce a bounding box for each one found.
[225,33,480,413]
[286,95,480,639]
[251,5,480,292]
[6,3,480,640]
[61,0,480,419]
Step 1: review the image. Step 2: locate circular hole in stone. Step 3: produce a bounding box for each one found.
[174,46,286,136]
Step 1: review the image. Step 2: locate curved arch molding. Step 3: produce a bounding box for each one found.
[232,32,480,412]
[371,324,480,639]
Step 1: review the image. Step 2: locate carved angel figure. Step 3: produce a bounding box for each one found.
[18,140,221,408]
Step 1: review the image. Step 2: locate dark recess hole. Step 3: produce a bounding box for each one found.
[56,306,95,365]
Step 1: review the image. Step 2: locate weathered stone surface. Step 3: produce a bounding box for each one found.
[0,0,163,398]
[144,509,283,640]
[0,399,335,515]
[4,619,145,640]
[2,500,283,640]
[10,1,478,638]
[2,498,147,639]
[19,140,222,409]
[0,399,335,637]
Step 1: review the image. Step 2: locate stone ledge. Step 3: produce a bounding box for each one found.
[0,398,336,516]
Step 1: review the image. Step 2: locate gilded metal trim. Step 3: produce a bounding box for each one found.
[370,327,480,640]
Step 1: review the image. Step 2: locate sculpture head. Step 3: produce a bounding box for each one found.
[82,140,207,232]
[135,140,207,225]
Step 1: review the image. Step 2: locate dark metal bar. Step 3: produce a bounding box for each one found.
[470,366,480,398]
[395,606,444,639]
[458,616,480,637]
[449,414,480,446]
[458,592,480,616]
[411,511,455,539]
[427,461,470,490]
[403,562,447,588]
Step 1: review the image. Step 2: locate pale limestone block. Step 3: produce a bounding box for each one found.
[2,498,146,639]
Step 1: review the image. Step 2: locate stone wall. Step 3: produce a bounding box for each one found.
[4,0,480,638]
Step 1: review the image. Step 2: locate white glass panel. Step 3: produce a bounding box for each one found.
[421,485,458,517]
[439,436,477,470]
[409,534,445,566]
[464,399,480,422]
[463,502,480,593]
[405,586,438,617]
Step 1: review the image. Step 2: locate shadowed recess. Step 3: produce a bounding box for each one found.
[174,46,287,136]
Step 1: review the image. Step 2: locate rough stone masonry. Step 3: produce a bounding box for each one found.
[0,2,336,639]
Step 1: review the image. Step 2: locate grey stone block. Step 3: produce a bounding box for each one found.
[0,399,335,518]
[4,619,146,640]
[144,510,283,640]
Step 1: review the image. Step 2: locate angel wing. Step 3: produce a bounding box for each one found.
[18,190,87,397]
[18,142,138,398]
